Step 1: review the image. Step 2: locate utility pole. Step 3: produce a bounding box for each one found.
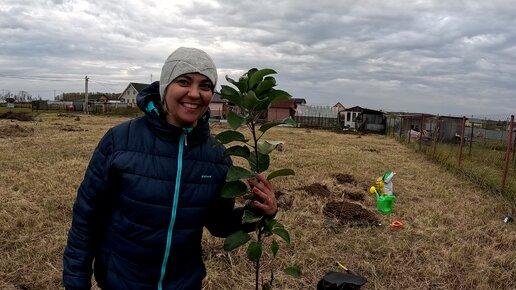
[84,76,89,114]
[151,73,153,83]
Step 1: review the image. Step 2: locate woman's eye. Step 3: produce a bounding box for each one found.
[176,79,189,86]
[200,84,212,91]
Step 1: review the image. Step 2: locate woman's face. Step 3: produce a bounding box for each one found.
[163,73,213,128]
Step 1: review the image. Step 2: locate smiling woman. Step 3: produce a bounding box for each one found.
[62,47,278,290]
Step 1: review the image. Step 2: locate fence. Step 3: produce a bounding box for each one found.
[0,101,140,116]
[387,114,516,199]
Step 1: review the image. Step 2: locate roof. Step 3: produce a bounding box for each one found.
[271,99,296,109]
[130,83,150,92]
[344,106,384,115]
[293,98,307,105]
[119,82,150,99]
[211,92,226,103]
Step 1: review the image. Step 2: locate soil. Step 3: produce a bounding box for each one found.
[342,190,365,202]
[60,125,85,132]
[303,183,332,197]
[275,191,294,209]
[323,200,380,226]
[0,112,35,121]
[0,124,34,137]
[334,173,356,185]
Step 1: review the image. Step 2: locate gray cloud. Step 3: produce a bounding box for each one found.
[1,0,515,116]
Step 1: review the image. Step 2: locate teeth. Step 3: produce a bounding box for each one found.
[183,103,199,109]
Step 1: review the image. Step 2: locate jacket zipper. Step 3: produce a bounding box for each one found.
[157,128,191,289]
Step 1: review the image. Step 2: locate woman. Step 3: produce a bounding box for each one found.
[63,47,277,290]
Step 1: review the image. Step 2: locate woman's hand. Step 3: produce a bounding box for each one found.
[248,174,277,217]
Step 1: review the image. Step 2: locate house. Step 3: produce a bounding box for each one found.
[209,92,227,119]
[333,102,345,112]
[266,99,297,121]
[340,106,385,132]
[120,83,150,107]
[293,98,307,106]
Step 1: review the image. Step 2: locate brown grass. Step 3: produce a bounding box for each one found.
[1,113,515,289]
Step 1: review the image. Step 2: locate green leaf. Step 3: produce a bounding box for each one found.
[241,91,259,110]
[284,266,302,278]
[267,89,292,103]
[271,240,279,257]
[257,140,283,155]
[264,219,278,235]
[215,130,247,144]
[249,151,270,172]
[255,76,277,97]
[221,180,248,198]
[223,231,251,251]
[262,282,271,290]
[220,85,241,105]
[226,166,256,182]
[242,209,263,224]
[249,69,277,90]
[246,241,262,262]
[255,98,273,112]
[223,145,250,159]
[273,228,290,244]
[226,75,247,93]
[227,111,246,130]
[267,168,295,180]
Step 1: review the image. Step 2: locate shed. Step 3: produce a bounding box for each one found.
[340,106,385,132]
[266,99,297,121]
[209,92,227,119]
[31,100,48,110]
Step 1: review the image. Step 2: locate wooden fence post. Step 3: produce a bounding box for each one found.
[502,115,514,192]
[458,116,466,167]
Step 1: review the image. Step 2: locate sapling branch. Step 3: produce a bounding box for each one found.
[217,68,299,290]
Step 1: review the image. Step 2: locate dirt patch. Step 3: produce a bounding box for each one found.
[57,113,81,121]
[275,191,293,209]
[0,112,35,121]
[323,200,379,225]
[342,190,365,202]
[334,173,356,185]
[60,125,85,132]
[0,124,34,137]
[304,183,332,197]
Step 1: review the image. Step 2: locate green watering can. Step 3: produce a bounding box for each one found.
[370,186,396,214]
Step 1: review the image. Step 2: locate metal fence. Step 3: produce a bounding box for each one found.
[387,114,516,199]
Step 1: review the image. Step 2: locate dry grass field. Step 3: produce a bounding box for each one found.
[1,112,515,290]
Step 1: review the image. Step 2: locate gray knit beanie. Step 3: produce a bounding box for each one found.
[159,47,218,101]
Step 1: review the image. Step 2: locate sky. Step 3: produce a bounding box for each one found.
[1,0,516,118]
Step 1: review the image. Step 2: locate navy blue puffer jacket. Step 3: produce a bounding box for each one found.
[63,82,248,289]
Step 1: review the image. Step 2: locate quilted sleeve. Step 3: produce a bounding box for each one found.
[62,129,115,289]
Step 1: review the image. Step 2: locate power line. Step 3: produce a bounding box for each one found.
[0,73,84,82]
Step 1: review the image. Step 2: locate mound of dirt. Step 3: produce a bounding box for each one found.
[304,183,332,197]
[342,190,365,202]
[275,191,294,209]
[0,112,35,121]
[60,125,85,132]
[334,173,356,185]
[323,200,379,225]
[0,124,34,137]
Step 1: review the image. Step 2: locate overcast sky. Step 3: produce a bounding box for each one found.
[1,0,515,118]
